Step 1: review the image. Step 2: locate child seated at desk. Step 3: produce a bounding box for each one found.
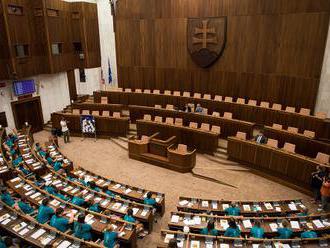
[103,224,125,248]
[17,162,31,176]
[11,154,23,167]
[35,143,46,157]
[224,219,241,237]
[71,193,87,207]
[89,203,101,213]
[300,225,317,238]
[250,220,264,238]
[45,153,54,165]
[17,198,34,214]
[88,181,100,192]
[225,202,241,216]
[102,185,116,198]
[73,214,92,241]
[143,192,156,206]
[277,219,293,239]
[0,188,15,207]
[36,198,55,224]
[50,208,75,233]
[200,220,218,236]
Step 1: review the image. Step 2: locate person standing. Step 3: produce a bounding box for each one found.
[321,176,330,211]
[60,118,70,143]
[311,166,327,203]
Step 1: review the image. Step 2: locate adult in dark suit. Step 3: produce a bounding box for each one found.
[254,129,267,144]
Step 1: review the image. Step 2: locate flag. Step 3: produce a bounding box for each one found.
[101,68,105,85]
[108,59,112,84]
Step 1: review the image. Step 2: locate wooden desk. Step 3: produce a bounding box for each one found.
[129,105,254,139]
[51,112,129,138]
[136,120,220,153]
[177,197,306,217]
[71,102,125,113]
[94,91,328,139]
[227,137,330,193]
[0,128,12,180]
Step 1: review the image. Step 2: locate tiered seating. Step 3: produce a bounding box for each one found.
[0,129,10,180]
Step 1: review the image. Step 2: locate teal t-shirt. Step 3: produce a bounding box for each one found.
[74,222,92,240]
[18,201,34,214]
[45,186,56,195]
[105,190,116,197]
[1,193,15,207]
[71,196,85,206]
[89,204,101,213]
[46,157,53,165]
[104,231,118,248]
[0,237,6,248]
[13,157,23,167]
[144,198,156,206]
[36,205,55,224]
[224,227,241,237]
[50,215,70,232]
[54,193,70,202]
[200,227,218,236]
[250,226,264,238]
[124,215,136,223]
[53,161,62,171]
[277,227,293,239]
[225,207,241,216]
[301,231,317,238]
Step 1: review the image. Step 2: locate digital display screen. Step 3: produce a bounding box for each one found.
[13,79,36,96]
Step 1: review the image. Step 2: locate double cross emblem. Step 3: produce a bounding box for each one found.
[192,20,217,50]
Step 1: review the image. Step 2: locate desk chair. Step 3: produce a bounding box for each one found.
[189,122,198,129]
[272,103,282,110]
[285,106,296,113]
[223,112,233,119]
[183,91,190,97]
[287,126,298,133]
[177,144,187,153]
[260,101,270,108]
[193,93,201,98]
[266,139,278,148]
[211,125,221,134]
[173,91,181,96]
[283,143,296,153]
[155,104,162,109]
[92,111,99,116]
[236,98,245,104]
[272,123,283,130]
[315,112,327,119]
[212,112,220,117]
[303,130,315,138]
[112,112,121,118]
[143,114,152,121]
[141,135,150,142]
[72,109,80,115]
[248,100,257,106]
[224,96,233,102]
[153,89,160,94]
[144,89,151,94]
[175,118,183,126]
[236,131,247,140]
[135,88,142,93]
[299,108,310,116]
[200,123,210,131]
[166,104,174,110]
[101,97,108,104]
[155,116,163,123]
[315,152,329,164]
[102,111,110,117]
[214,95,222,101]
[203,94,211,100]
[117,87,123,91]
[165,117,174,125]
[124,88,132,92]
[82,110,90,115]
[202,108,208,115]
[164,90,171,95]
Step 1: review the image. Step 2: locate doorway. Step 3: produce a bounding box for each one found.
[67,70,77,101]
[11,96,44,133]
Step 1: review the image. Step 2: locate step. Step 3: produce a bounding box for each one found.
[110,137,128,150]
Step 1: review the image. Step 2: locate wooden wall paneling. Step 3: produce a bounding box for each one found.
[0,1,10,79]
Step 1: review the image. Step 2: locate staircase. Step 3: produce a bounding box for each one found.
[43,121,52,132]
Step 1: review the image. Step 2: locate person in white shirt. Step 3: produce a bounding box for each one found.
[60,118,70,143]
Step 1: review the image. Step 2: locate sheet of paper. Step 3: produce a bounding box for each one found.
[190,240,200,248]
[269,223,278,232]
[57,240,71,248]
[222,204,229,210]
[313,219,325,228]
[288,203,297,211]
[264,202,273,210]
[141,209,148,217]
[31,229,46,239]
[242,219,252,228]
[201,201,209,208]
[243,204,251,211]
[220,244,229,248]
[290,221,300,229]
[179,200,188,206]
[132,208,139,215]
[171,215,180,223]
[18,228,30,236]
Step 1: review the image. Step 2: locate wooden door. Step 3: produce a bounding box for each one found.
[11,96,44,133]
[67,70,77,101]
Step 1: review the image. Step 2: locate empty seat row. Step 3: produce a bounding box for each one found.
[72,109,121,118]
[143,114,221,134]
[272,123,315,138]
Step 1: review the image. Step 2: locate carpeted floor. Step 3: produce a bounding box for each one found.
[34,131,312,247]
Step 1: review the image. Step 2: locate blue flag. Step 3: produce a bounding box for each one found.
[108,59,112,84]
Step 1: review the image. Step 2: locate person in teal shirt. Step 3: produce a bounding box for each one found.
[144,192,156,206]
[45,153,53,165]
[200,220,218,236]
[71,195,86,207]
[277,219,293,239]
[102,186,116,197]
[36,198,55,224]
[224,219,241,237]
[103,224,125,248]
[18,163,30,175]
[78,175,88,186]
[50,208,74,233]
[12,154,23,167]
[53,160,63,172]
[300,226,317,239]
[73,214,92,241]
[250,221,264,238]
[124,208,136,223]
[225,203,241,216]
[89,203,101,213]
[0,236,5,248]
[35,143,46,157]
[45,185,56,195]
[297,208,309,217]
[88,181,100,192]
[17,198,34,214]
[0,189,15,207]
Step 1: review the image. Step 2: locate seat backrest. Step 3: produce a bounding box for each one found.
[124,88,132,92]
[173,91,181,96]
[260,101,270,108]
[72,109,80,115]
[175,118,183,126]
[211,125,221,134]
[117,88,123,92]
[283,143,296,153]
[189,122,198,129]
[315,152,329,164]
[248,100,257,106]
[236,98,245,104]
[141,135,149,142]
[101,97,108,104]
[153,89,160,94]
[177,144,187,154]
[236,131,247,140]
[224,96,233,102]
[266,139,278,148]
[272,103,282,110]
[202,108,208,115]
[272,123,283,130]
[135,88,142,93]
[165,117,174,124]
[203,94,211,100]
[102,111,110,117]
[143,114,152,121]
[287,126,298,133]
[164,90,171,95]
[193,93,201,98]
[315,112,327,119]
[154,116,163,122]
[112,112,121,118]
[166,104,174,110]
[82,110,90,115]
[155,104,162,109]
[214,95,222,101]
[303,130,315,138]
[144,89,151,94]
[200,123,210,131]
[212,112,220,117]
[285,106,296,113]
[92,111,99,116]
[299,108,310,116]
[183,91,190,97]
[223,112,233,119]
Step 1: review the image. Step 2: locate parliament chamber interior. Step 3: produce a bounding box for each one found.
[1,0,330,247]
